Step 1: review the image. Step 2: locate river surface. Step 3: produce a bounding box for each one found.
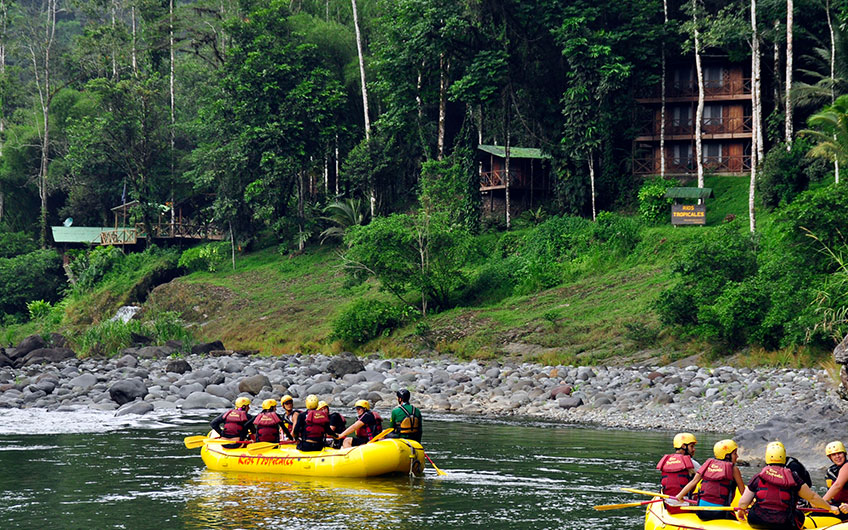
[0,410,730,529]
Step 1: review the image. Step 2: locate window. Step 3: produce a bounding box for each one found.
[673,67,694,91]
[672,106,693,127]
[704,67,724,89]
[673,144,693,168]
[703,105,723,128]
[703,143,722,165]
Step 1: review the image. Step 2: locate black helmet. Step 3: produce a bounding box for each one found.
[396,389,411,402]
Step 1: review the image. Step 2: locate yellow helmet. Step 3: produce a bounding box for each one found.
[673,432,697,449]
[280,395,294,405]
[317,401,329,410]
[765,441,787,465]
[714,439,738,460]
[826,441,846,457]
[234,396,251,409]
[354,399,370,410]
[262,399,277,410]
[305,395,319,410]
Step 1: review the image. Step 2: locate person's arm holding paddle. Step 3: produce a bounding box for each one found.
[675,472,703,503]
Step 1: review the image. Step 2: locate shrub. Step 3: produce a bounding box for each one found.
[637,177,677,224]
[0,249,64,317]
[73,310,193,357]
[26,300,52,321]
[0,231,37,258]
[757,142,811,210]
[331,299,406,344]
[178,242,226,273]
[592,211,642,256]
[68,246,123,291]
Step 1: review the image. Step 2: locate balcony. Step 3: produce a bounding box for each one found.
[636,115,753,139]
[480,170,532,190]
[633,155,752,175]
[636,78,752,101]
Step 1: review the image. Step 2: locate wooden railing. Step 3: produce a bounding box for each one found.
[99,222,224,244]
[480,170,529,189]
[638,116,753,136]
[100,228,137,245]
[636,78,752,99]
[633,155,752,175]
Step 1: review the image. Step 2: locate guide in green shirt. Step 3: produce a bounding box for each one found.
[390,389,423,442]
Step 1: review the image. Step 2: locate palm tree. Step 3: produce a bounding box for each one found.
[800,95,848,171]
[319,198,369,244]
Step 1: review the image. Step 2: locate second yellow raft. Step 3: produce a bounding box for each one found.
[645,499,843,530]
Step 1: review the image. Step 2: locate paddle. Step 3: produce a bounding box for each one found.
[367,428,394,443]
[594,499,663,511]
[424,450,447,476]
[619,488,697,504]
[184,436,253,449]
[681,505,836,514]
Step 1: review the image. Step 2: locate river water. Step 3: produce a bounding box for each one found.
[0,410,730,529]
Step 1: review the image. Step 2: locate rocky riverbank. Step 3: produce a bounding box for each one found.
[0,336,845,462]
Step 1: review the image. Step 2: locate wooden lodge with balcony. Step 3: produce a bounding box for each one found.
[632,59,753,177]
[478,144,552,215]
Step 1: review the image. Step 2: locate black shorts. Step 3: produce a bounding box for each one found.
[297,440,325,452]
[351,436,368,447]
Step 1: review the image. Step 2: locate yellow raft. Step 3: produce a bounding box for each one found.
[645,499,843,530]
[199,437,426,478]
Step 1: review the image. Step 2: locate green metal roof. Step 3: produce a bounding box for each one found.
[664,187,715,199]
[51,226,131,244]
[478,144,551,159]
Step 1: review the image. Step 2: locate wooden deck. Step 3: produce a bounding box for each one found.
[99,223,225,245]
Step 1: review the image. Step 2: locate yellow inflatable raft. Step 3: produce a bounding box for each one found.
[199,437,426,478]
[644,499,843,530]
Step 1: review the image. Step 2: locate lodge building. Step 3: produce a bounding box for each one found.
[632,58,753,177]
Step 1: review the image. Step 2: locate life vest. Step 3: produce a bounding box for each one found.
[698,458,735,505]
[303,409,330,443]
[221,408,249,438]
[657,453,694,496]
[282,409,300,440]
[826,462,848,503]
[750,465,800,523]
[355,411,383,440]
[253,412,283,443]
[396,404,422,439]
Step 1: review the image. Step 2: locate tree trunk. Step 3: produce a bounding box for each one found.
[660,0,668,177]
[131,5,138,77]
[774,20,780,115]
[505,126,511,230]
[111,1,117,79]
[169,0,175,229]
[437,53,447,160]
[827,0,839,183]
[350,0,374,216]
[589,154,596,221]
[0,0,7,220]
[750,0,759,233]
[785,0,793,148]
[334,134,340,195]
[694,0,705,189]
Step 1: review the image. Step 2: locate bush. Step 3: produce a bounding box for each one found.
[592,211,642,256]
[757,142,811,210]
[0,231,37,258]
[68,246,123,291]
[776,183,848,272]
[178,242,227,273]
[638,177,677,224]
[0,249,64,317]
[331,299,406,344]
[73,310,193,357]
[26,300,52,321]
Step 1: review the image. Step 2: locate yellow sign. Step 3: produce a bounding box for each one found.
[671,204,706,225]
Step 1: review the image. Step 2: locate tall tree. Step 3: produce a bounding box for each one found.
[751,0,760,232]
[350,0,374,216]
[786,0,794,147]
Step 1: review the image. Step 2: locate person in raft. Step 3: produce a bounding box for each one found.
[338,400,383,448]
[293,394,336,452]
[279,395,300,441]
[389,389,423,442]
[676,439,746,521]
[210,396,255,449]
[248,399,291,444]
[737,441,840,529]
[657,433,698,497]
[326,404,347,449]
[823,440,848,519]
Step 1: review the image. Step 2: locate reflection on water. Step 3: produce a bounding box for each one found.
[0,413,732,530]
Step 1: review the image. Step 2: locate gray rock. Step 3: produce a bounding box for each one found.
[222,359,245,373]
[115,354,138,368]
[115,401,154,416]
[180,391,231,410]
[361,370,385,383]
[238,374,271,395]
[68,373,98,389]
[191,341,225,356]
[835,333,848,364]
[109,378,148,405]
[0,353,14,368]
[135,345,175,359]
[9,334,47,360]
[549,385,572,400]
[305,381,335,396]
[558,396,583,409]
[326,352,365,378]
[179,382,205,398]
[166,359,192,374]
[20,347,76,367]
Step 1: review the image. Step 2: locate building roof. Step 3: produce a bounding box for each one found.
[51,226,132,244]
[478,144,550,159]
[664,187,715,199]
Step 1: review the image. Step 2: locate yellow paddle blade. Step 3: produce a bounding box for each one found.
[681,506,736,512]
[620,487,671,499]
[246,442,278,454]
[594,499,661,511]
[368,428,395,443]
[184,435,207,449]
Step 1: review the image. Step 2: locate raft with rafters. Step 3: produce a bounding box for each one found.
[198,435,426,478]
[644,498,843,530]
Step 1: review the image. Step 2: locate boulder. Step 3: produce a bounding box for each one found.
[191,341,225,356]
[115,354,138,368]
[305,381,335,395]
[558,396,583,409]
[205,383,236,400]
[135,345,175,359]
[20,347,76,367]
[115,401,154,416]
[238,374,271,395]
[180,391,231,410]
[130,332,153,345]
[11,334,47,359]
[326,352,365,378]
[69,373,99,389]
[166,359,192,374]
[0,353,13,368]
[109,378,149,405]
[48,333,68,348]
[835,333,848,364]
[549,385,572,400]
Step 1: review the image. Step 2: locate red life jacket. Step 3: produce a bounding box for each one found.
[254,412,283,443]
[355,411,382,440]
[304,409,330,443]
[699,458,735,505]
[657,453,694,496]
[827,462,848,503]
[751,465,800,517]
[221,409,248,438]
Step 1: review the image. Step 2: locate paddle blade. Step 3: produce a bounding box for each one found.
[594,499,662,511]
[184,435,207,449]
[681,506,736,512]
[424,451,448,475]
[368,428,394,443]
[246,442,277,454]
